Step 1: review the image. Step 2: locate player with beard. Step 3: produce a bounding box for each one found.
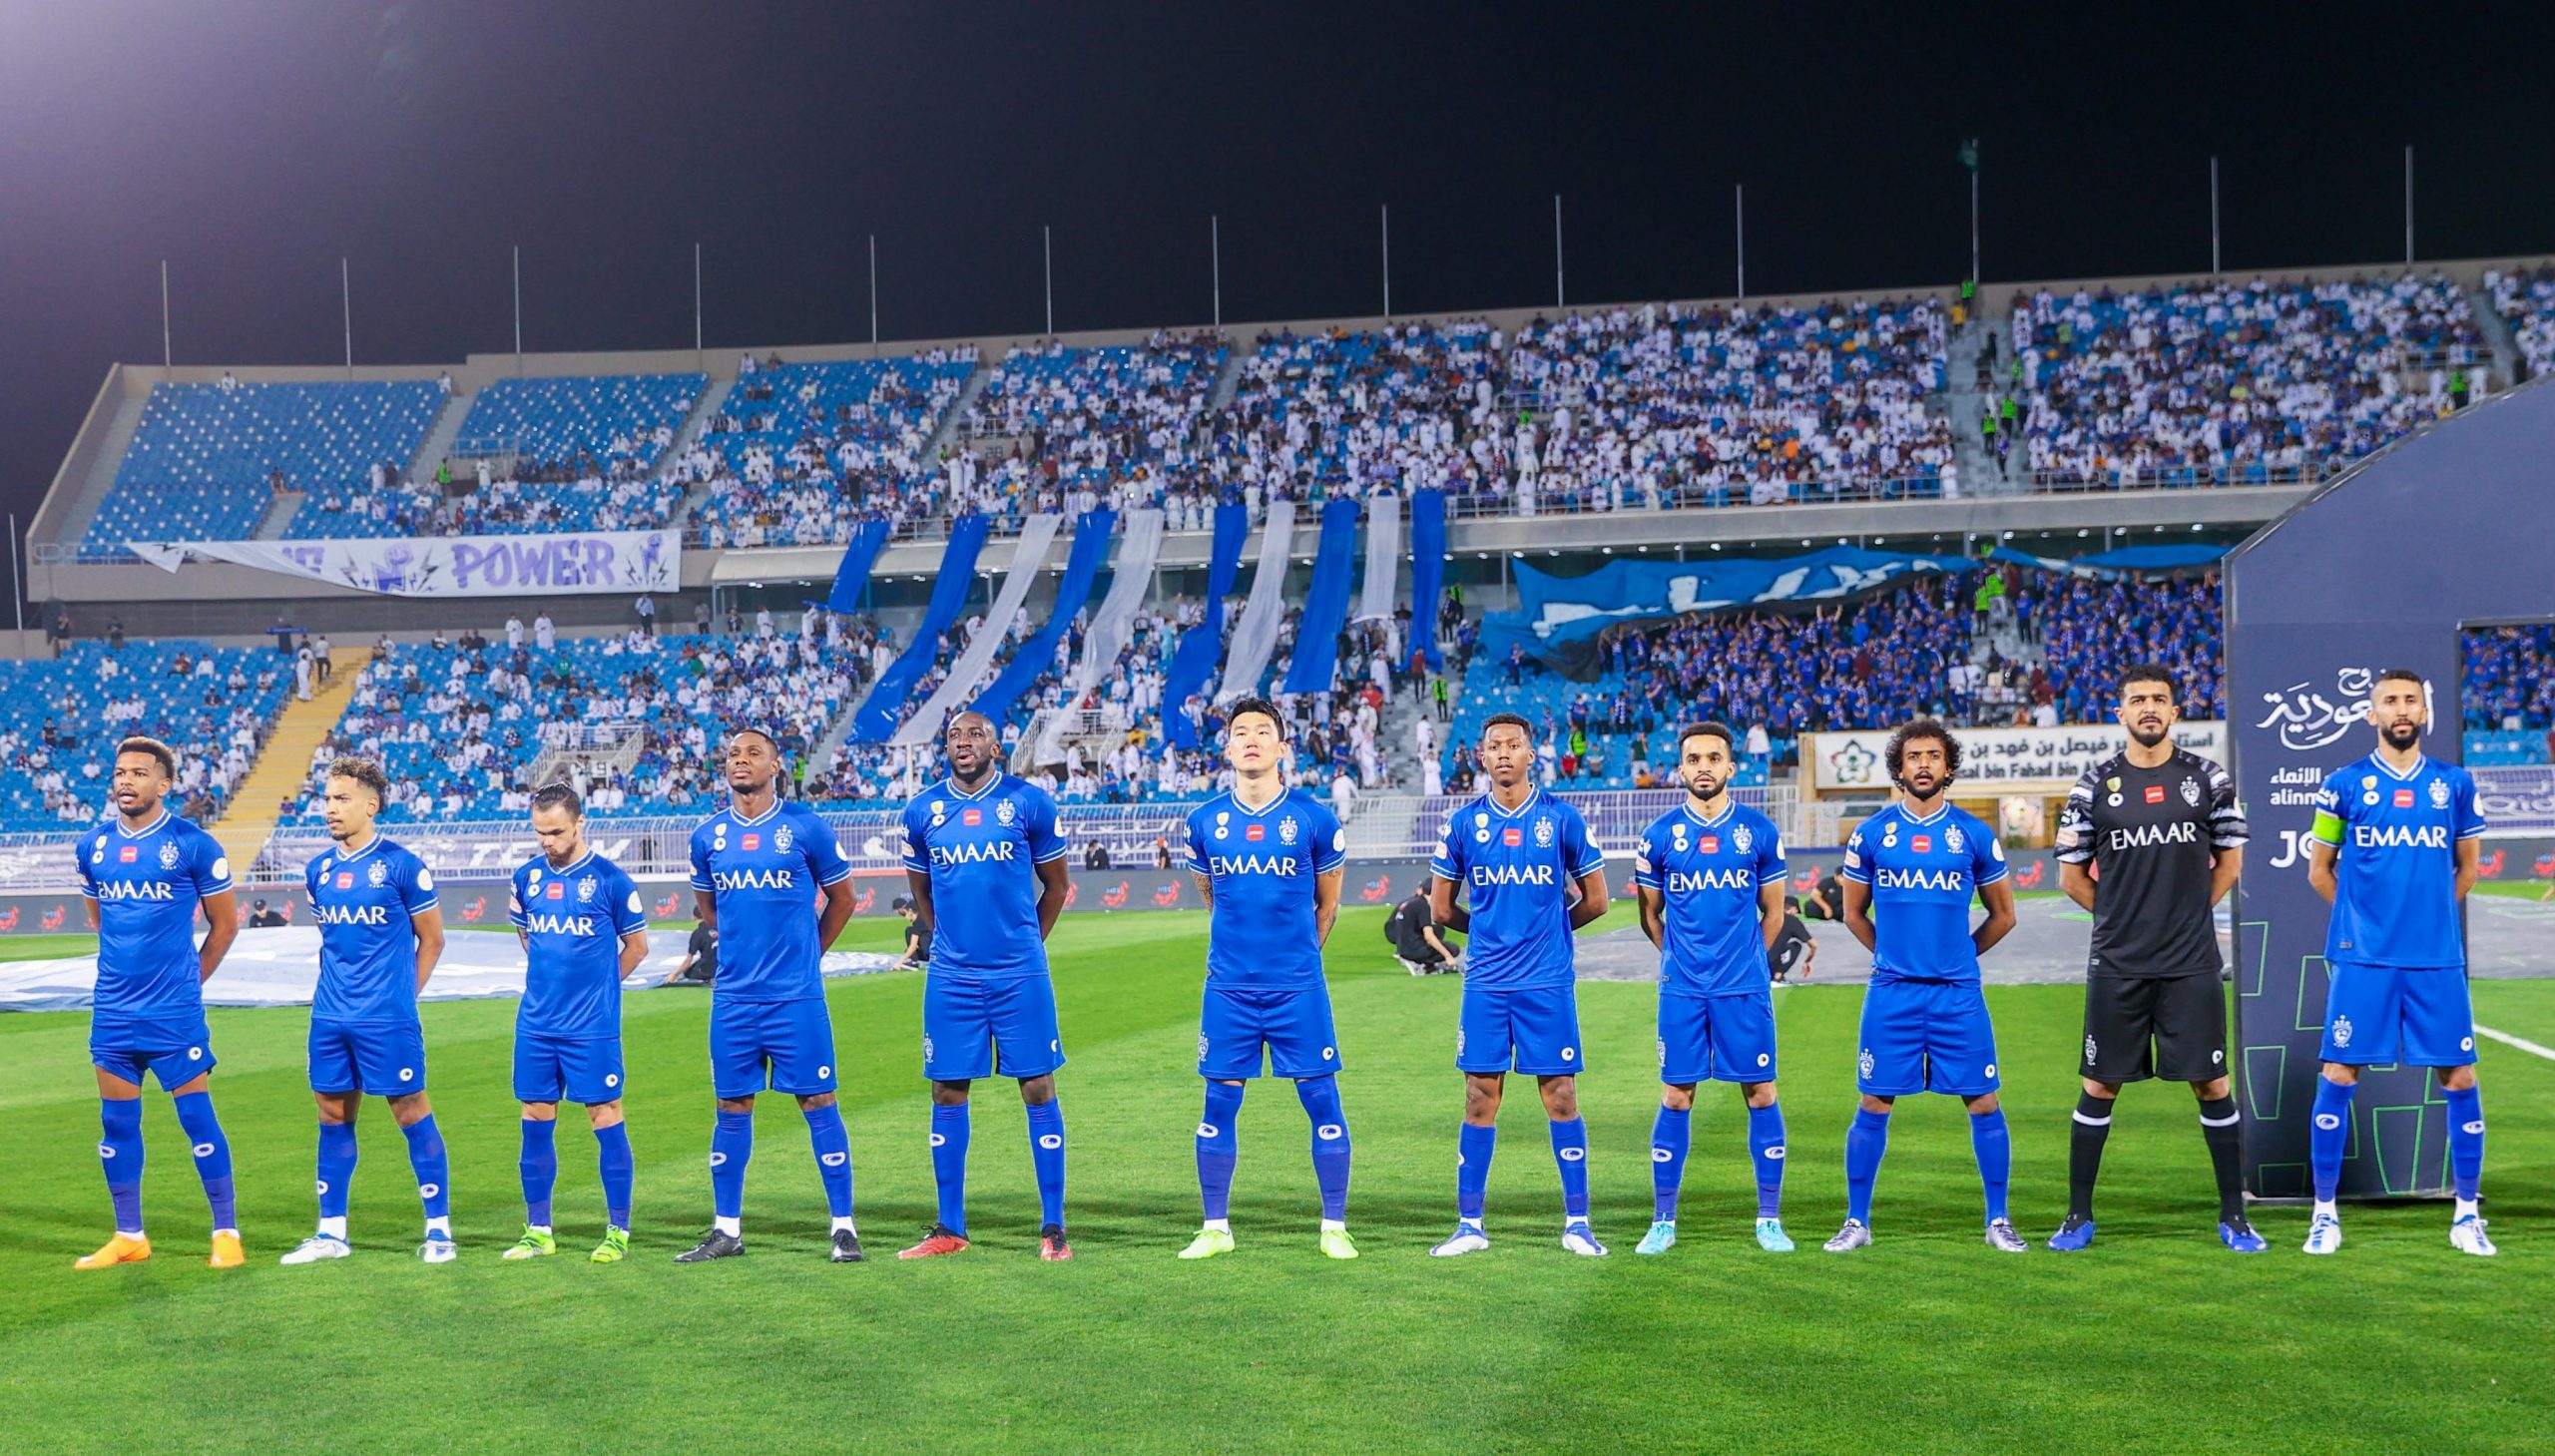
[2048,665,2257,1252]
[1823,721,2024,1254]
[1629,723,1792,1255]
[676,728,861,1264]
[2300,670,2494,1256]
[896,713,1075,1260]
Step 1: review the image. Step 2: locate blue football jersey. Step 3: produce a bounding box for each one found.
[2312,753,2486,968]
[688,800,852,1002]
[511,850,649,1038]
[76,811,232,1042]
[306,837,438,1025]
[1632,800,1787,997]
[1427,789,1605,990]
[900,774,1068,980]
[1185,788,1347,989]
[1840,801,2007,983]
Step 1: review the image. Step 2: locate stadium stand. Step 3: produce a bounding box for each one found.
[2013,569,2227,723]
[1218,321,1496,506]
[286,629,858,823]
[1500,298,1952,510]
[2009,274,2485,489]
[959,334,1227,526]
[2462,626,2555,765]
[289,473,687,538]
[82,380,443,557]
[691,351,976,548]
[0,641,290,831]
[2484,264,2555,381]
[452,372,706,480]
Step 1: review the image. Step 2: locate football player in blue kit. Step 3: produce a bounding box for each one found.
[1175,699,1355,1261]
[502,784,652,1264]
[896,712,1076,1261]
[1824,721,2026,1254]
[1630,723,1793,1255]
[1427,713,1612,1258]
[73,736,245,1270]
[677,729,861,1264]
[277,757,453,1266]
[2300,669,2495,1257]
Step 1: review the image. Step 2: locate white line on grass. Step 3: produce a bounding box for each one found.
[2475,1024,2555,1063]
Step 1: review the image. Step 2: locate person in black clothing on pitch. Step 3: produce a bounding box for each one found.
[2049,663,2259,1253]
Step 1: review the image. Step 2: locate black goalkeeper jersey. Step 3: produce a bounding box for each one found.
[2055,746,2247,978]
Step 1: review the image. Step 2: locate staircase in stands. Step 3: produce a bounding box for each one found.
[213,649,370,874]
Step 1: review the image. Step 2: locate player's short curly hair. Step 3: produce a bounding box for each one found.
[1480,712,1534,743]
[1884,719,1962,786]
[2116,662,2177,699]
[116,735,176,778]
[327,755,389,806]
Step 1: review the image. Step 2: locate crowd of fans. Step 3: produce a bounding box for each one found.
[2463,624,2555,730]
[2484,264,2555,382]
[2007,274,2486,488]
[690,350,977,548]
[0,642,286,830]
[2013,569,2226,724]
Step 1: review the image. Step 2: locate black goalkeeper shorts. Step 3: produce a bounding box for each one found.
[2080,972,2228,1084]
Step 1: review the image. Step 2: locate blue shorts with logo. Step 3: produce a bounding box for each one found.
[1200,983,1341,1080]
[92,1012,217,1089]
[1856,977,2000,1097]
[709,996,839,1099]
[2319,961,2476,1067]
[514,1031,627,1105]
[309,1019,429,1096]
[1457,983,1584,1077]
[924,974,1064,1082]
[1659,989,1778,1085]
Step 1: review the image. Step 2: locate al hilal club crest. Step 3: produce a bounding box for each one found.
[775,823,792,853]
[1733,823,1753,855]
[367,860,388,887]
[1533,816,1555,848]
[2182,777,2202,806]
[578,876,596,902]
[159,841,181,870]
[1278,816,1298,845]
[1945,824,1964,854]
[2429,778,2451,809]
[997,798,1016,827]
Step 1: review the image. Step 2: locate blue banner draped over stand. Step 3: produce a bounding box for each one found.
[972,511,1118,728]
[824,519,891,613]
[847,512,991,742]
[1279,499,1363,695]
[1409,488,1446,670]
[1163,504,1250,749]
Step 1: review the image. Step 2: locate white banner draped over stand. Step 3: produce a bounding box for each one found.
[890,513,1062,746]
[1214,499,1297,704]
[129,531,682,597]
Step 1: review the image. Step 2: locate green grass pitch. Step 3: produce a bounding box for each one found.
[0,904,2549,1454]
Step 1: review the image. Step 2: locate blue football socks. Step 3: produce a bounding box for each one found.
[804,1104,854,1220]
[1296,1076,1351,1223]
[1749,1102,1788,1219]
[1649,1105,1691,1221]
[929,1102,971,1235]
[100,1098,145,1234]
[711,1109,754,1222]
[520,1117,559,1226]
[1026,1099,1067,1226]
[594,1122,634,1230]
[1968,1107,2011,1222]
[172,1091,236,1232]
[1197,1082,1245,1222]
[1549,1117,1591,1220]
[1844,1108,1890,1225]
[1456,1123,1496,1222]
[2309,1078,2357,1204]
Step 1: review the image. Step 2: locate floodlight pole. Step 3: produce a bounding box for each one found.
[1735,184,1746,300]
[1380,205,1391,320]
[340,257,353,375]
[160,259,172,369]
[1044,226,1054,336]
[512,244,523,371]
[2403,145,2414,264]
[868,234,879,349]
[1211,214,1222,329]
[2210,157,2222,275]
[1553,194,1564,309]
[694,243,704,367]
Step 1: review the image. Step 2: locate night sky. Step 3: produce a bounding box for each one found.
[5,0,2554,533]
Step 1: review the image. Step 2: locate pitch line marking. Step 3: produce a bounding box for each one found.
[2474,1025,2555,1063]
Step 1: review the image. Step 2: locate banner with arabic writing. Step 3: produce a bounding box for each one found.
[1799,722,2227,793]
